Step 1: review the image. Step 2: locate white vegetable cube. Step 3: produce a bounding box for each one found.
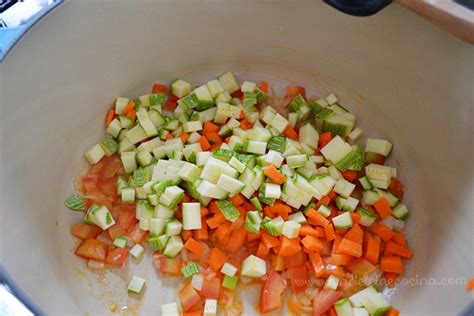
[263,150,284,168]
[137,150,152,166]
[128,276,146,293]
[288,112,299,127]
[220,263,238,277]
[282,220,301,238]
[163,138,184,156]
[107,118,122,138]
[245,140,267,155]
[191,274,204,291]
[324,275,340,290]
[299,123,319,149]
[182,203,202,230]
[320,136,352,163]
[207,79,225,98]
[165,220,183,236]
[365,164,392,189]
[228,156,246,173]
[84,144,105,165]
[270,113,289,133]
[348,127,364,141]
[265,183,281,199]
[130,244,145,259]
[326,93,338,105]
[182,121,203,133]
[154,205,175,219]
[241,81,256,92]
[121,187,135,203]
[317,204,331,217]
[217,173,245,194]
[139,217,150,231]
[125,125,148,144]
[260,106,276,125]
[334,178,356,198]
[150,218,166,235]
[241,255,266,278]
[365,138,393,157]
[172,79,191,98]
[197,180,228,199]
[187,132,202,144]
[204,299,218,316]
[121,151,137,173]
[215,102,241,124]
[161,303,180,316]
[113,236,128,248]
[332,211,353,229]
[115,97,130,114]
[196,151,211,166]
[178,163,201,182]
[163,235,184,257]
[88,205,115,230]
[218,72,239,94]
[137,108,158,137]
[287,154,308,168]
[215,91,232,103]
[288,212,307,224]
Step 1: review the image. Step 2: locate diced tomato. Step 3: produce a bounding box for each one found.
[152,83,168,94]
[153,253,183,275]
[105,248,128,267]
[287,265,308,293]
[97,155,122,180]
[201,278,221,299]
[163,95,179,111]
[116,208,137,231]
[97,177,117,200]
[75,238,108,261]
[107,223,127,241]
[128,224,147,243]
[312,289,342,316]
[179,284,201,311]
[71,223,102,240]
[259,270,287,313]
[285,85,306,99]
[347,258,377,276]
[82,176,100,194]
[365,152,385,165]
[231,89,243,99]
[388,178,404,200]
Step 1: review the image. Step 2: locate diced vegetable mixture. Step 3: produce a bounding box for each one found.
[66,72,411,315]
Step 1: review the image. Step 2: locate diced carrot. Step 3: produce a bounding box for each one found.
[380,256,404,273]
[179,133,190,143]
[163,95,178,111]
[261,233,281,248]
[247,231,262,242]
[182,230,193,242]
[209,201,220,213]
[256,242,270,259]
[263,165,286,185]
[203,121,219,133]
[315,227,326,238]
[123,100,136,120]
[384,272,399,287]
[324,223,336,241]
[305,209,330,226]
[229,193,246,206]
[332,234,342,254]
[315,196,331,210]
[466,278,474,291]
[242,202,255,211]
[371,224,395,242]
[165,133,174,140]
[287,265,308,293]
[199,136,211,151]
[200,206,209,217]
[373,198,392,220]
[385,308,400,316]
[204,132,223,144]
[351,212,361,224]
[301,235,324,253]
[331,253,355,266]
[194,219,209,240]
[207,247,228,271]
[337,238,363,257]
[257,81,268,94]
[344,223,364,244]
[279,236,301,257]
[230,215,245,230]
[214,222,233,243]
[105,108,115,126]
[364,236,381,265]
[299,224,319,238]
[206,213,226,229]
[226,227,247,252]
[318,132,332,148]
[268,201,291,214]
[184,237,205,256]
[384,241,413,259]
[283,125,298,140]
[308,252,325,277]
[151,83,168,94]
[328,307,337,316]
[285,85,306,99]
[392,233,407,247]
[239,118,253,130]
[341,170,358,182]
[388,178,404,200]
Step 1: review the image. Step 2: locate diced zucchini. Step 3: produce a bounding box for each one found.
[150,218,166,236]
[334,298,353,316]
[121,187,136,204]
[267,136,286,153]
[154,204,175,219]
[360,293,391,316]
[287,212,306,224]
[149,234,169,251]
[244,210,262,233]
[332,211,353,229]
[182,120,203,133]
[85,204,115,230]
[263,216,284,236]
[348,127,364,141]
[182,203,202,230]
[218,72,239,94]
[197,180,228,199]
[107,118,122,138]
[127,276,146,294]
[349,285,380,307]
[171,79,191,98]
[217,173,245,194]
[163,235,184,257]
[216,200,240,222]
[320,136,352,164]
[113,236,128,249]
[215,91,232,103]
[182,262,201,279]
[161,303,180,316]
[317,204,331,217]
[115,97,130,114]
[194,85,214,111]
[250,196,263,211]
[264,183,281,199]
[365,138,393,157]
[241,255,266,278]
[287,154,308,169]
[270,113,289,133]
[129,244,145,259]
[64,195,85,211]
[243,140,267,155]
[299,123,319,149]
[220,263,238,277]
[137,108,158,137]
[282,220,301,238]
[136,150,153,167]
[334,178,356,198]
[365,164,392,189]
[222,275,238,290]
[335,145,364,172]
[352,307,369,316]
[204,299,218,316]
[125,125,148,144]
[84,144,105,165]
[196,151,211,167]
[392,204,409,220]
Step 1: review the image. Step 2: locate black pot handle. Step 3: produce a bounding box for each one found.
[324,0,392,16]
